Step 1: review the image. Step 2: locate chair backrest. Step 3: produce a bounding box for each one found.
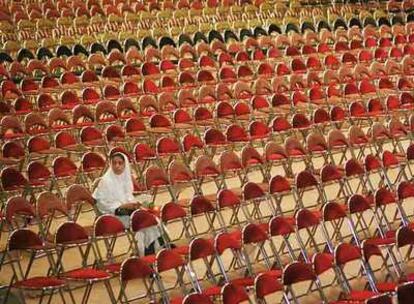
[222,282,250,304]
[397,281,414,304]
[94,214,125,238]
[183,293,214,304]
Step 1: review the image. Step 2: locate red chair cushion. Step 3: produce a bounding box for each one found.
[13,276,65,289]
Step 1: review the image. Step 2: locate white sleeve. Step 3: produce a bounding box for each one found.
[93,179,121,214]
[96,197,119,214]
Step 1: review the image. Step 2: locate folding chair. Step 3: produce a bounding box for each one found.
[348,125,376,160]
[3,196,36,231]
[282,262,328,304]
[156,136,183,169]
[221,282,252,304]
[189,195,221,237]
[80,151,107,187]
[319,163,350,202]
[321,201,354,250]
[241,145,268,182]
[35,191,69,241]
[242,182,274,221]
[168,160,199,200]
[216,188,249,230]
[129,209,165,260]
[397,281,414,304]
[92,214,128,275]
[194,155,225,195]
[374,186,409,235]
[361,241,401,293]
[397,180,414,223]
[254,273,286,304]
[327,129,353,166]
[264,142,290,178]
[306,131,331,169]
[182,293,214,304]
[295,208,333,261]
[219,150,247,189]
[144,165,176,203]
[395,226,414,282]
[295,170,326,210]
[155,249,194,303]
[54,222,115,304]
[333,243,380,302]
[344,158,372,195]
[284,136,312,175]
[161,202,194,246]
[185,237,222,297]
[347,194,396,248]
[369,122,394,155]
[214,231,254,287]
[381,150,409,189]
[5,229,69,304]
[181,133,206,165]
[117,256,161,303]
[312,252,343,303]
[0,167,31,202]
[52,156,80,190]
[65,184,97,225]
[364,154,387,193]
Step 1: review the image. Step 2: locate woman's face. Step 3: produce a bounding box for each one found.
[111,155,125,175]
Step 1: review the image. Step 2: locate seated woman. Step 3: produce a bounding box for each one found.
[93,152,164,256]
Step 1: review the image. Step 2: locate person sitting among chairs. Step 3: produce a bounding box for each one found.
[92,151,166,256]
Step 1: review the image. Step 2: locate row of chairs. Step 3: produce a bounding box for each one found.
[4,205,414,303]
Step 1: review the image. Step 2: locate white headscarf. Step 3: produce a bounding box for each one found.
[93,152,135,214]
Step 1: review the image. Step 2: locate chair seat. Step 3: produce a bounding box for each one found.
[376,281,397,292]
[172,245,189,255]
[141,254,156,264]
[346,290,378,301]
[365,236,395,246]
[13,276,65,289]
[102,263,121,274]
[62,268,111,281]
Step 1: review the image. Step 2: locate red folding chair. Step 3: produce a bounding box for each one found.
[194,155,225,194]
[5,229,69,304]
[241,145,268,182]
[117,256,161,303]
[54,222,115,304]
[185,237,222,297]
[182,293,214,304]
[216,188,248,230]
[397,180,414,223]
[347,193,397,253]
[161,201,194,245]
[282,262,328,303]
[254,273,286,304]
[189,195,221,237]
[264,142,290,178]
[241,223,283,279]
[144,165,176,202]
[92,214,128,274]
[295,170,326,210]
[395,226,414,282]
[221,282,252,304]
[242,181,274,220]
[327,129,353,166]
[295,207,334,261]
[284,137,312,175]
[333,243,380,301]
[397,281,414,304]
[361,241,401,293]
[155,249,194,302]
